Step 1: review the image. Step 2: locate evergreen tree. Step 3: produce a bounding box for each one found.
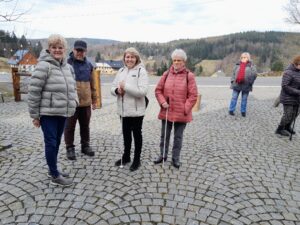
[271,60,284,71]
[32,41,42,57]
[19,35,28,49]
[195,66,203,76]
[95,52,101,62]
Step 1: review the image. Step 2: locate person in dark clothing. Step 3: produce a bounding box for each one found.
[275,55,300,136]
[228,52,257,117]
[64,40,97,160]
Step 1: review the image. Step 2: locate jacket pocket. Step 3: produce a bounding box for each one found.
[50,93,53,108]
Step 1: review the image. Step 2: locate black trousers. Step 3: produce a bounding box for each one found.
[279,104,299,127]
[122,116,144,162]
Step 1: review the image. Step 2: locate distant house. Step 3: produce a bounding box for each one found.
[96,60,124,75]
[8,50,37,72]
[95,62,114,74]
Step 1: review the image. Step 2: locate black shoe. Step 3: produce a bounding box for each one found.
[241,112,246,117]
[81,146,95,157]
[229,111,234,116]
[130,161,141,171]
[275,125,290,137]
[172,160,181,169]
[115,158,131,166]
[66,147,76,160]
[153,156,167,164]
[285,124,296,134]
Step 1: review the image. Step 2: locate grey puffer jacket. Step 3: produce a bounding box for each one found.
[280,64,300,105]
[28,49,78,119]
[230,61,257,92]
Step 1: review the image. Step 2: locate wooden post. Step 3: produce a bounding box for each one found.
[192,94,201,112]
[11,67,21,102]
[93,68,102,109]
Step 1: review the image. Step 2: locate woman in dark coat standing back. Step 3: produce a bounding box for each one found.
[275,56,300,136]
[228,52,257,117]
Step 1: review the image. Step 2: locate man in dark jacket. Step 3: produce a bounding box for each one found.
[275,55,300,136]
[64,40,97,159]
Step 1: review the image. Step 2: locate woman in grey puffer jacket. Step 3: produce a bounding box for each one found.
[28,34,78,187]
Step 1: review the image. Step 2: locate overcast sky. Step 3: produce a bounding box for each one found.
[1,0,297,43]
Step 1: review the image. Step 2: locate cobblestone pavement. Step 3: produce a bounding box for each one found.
[0,85,300,225]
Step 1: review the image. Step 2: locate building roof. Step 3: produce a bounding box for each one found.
[96,62,111,68]
[105,60,124,69]
[7,50,29,65]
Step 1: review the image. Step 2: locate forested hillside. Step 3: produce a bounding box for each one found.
[104,31,300,76]
[2,30,300,76]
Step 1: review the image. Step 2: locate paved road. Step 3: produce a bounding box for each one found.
[100,75,282,87]
[0,73,282,86]
[0,85,299,225]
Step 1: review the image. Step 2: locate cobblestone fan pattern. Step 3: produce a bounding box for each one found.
[0,85,299,225]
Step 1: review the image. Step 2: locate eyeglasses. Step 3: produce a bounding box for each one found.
[75,49,86,52]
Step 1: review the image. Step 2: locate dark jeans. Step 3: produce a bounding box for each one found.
[159,120,186,162]
[279,104,299,126]
[122,116,144,162]
[40,116,66,177]
[64,106,91,148]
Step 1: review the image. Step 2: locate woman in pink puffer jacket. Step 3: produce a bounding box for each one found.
[154,49,198,168]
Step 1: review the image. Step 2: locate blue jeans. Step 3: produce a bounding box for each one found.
[40,116,66,177]
[229,90,249,113]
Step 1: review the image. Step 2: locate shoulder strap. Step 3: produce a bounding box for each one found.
[186,70,190,97]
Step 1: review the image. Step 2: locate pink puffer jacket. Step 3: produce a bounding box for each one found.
[155,66,198,123]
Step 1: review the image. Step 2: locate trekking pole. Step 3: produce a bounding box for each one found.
[289,105,299,141]
[120,96,124,168]
[162,107,168,167]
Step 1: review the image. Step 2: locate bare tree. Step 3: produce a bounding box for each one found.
[285,0,300,24]
[0,0,31,22]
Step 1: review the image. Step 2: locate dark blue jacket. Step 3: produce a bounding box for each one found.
[68,52,96,107]
[280,64,300,105]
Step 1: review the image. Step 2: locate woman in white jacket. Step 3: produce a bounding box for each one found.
[111,47,149,171]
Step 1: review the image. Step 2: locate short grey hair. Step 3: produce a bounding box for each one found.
[171,49,187,61]
[47,34,67,49]
[240,52,251,61]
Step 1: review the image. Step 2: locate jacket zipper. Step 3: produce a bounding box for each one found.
[61,65,69,115]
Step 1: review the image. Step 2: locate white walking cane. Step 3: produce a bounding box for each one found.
[162,107,169,167]
[119,96,124,168]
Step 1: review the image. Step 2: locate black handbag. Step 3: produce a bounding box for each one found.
[145,96,149,108]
